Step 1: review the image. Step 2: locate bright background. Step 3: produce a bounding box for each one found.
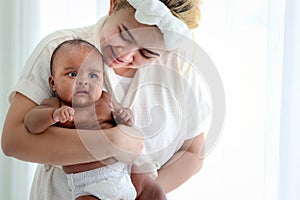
[1,0,299,200]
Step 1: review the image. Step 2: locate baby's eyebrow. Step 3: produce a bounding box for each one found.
[63,66,79,71]
[91,69,103,74]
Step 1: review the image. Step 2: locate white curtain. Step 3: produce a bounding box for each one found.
[278,0,300,199]
[264,0,285,199]
[0,0,41,199]
[265,0,300,199]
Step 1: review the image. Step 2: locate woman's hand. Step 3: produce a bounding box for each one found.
[107,124,144,163]
[131,165,167,200]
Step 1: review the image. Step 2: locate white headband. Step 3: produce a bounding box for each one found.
[127,0,192,50]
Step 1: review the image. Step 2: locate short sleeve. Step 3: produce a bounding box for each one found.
[177,51,212,140]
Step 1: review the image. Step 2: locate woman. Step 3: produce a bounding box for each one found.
[1,0,211,199]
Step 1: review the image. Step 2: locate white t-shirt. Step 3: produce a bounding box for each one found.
[113,72,133,93]
[10,16,212,199]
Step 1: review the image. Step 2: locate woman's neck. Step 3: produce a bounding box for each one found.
[113,68,137,78]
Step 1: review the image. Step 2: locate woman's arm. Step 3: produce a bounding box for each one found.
[1,92,144,165]
[155,133,205,193]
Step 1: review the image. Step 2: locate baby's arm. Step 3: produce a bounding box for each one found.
[24,97,74,134]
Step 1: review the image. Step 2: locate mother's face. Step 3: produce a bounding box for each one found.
[99,5,166,69]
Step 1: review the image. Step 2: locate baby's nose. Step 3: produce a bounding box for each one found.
[76,77,88,85]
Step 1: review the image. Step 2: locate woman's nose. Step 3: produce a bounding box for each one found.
[117,46,136,63]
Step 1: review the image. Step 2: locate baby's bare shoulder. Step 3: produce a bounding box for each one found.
[40,97,60,108]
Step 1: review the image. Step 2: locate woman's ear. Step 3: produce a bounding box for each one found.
[109,0,118,15]
[49,76,56,92]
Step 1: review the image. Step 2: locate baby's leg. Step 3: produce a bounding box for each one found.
[76,195,99,200]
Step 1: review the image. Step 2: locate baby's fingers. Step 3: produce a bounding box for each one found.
[54,107,74,123]
[62,107,74,122]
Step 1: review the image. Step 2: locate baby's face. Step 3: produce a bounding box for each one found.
[50,45,104,106]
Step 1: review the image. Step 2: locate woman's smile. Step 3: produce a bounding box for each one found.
[110,46,127,66]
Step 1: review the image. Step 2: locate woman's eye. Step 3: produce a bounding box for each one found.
[139,48,160,59]
[68,72,77,77]
[88,73,98,79]
[140,49,153,59]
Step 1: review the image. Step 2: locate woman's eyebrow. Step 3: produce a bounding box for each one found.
[122,23,160,57]
[121,24,136,43]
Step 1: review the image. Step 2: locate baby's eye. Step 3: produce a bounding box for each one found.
[68,72,77,77]
[88,73,98,79]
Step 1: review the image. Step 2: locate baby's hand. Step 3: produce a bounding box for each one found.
[52,106,75,123]
[113,108,134,126]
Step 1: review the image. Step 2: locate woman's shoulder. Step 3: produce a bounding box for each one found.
[30,15,108,62]
[39,15,108,50]
[24,23,100,73]
[37,26,95,52]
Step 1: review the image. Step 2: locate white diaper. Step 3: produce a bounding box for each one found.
[66,162,136,200]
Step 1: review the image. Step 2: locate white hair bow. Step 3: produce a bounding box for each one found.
[127,0,192,50]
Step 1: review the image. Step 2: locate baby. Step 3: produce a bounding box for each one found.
[25,39,165,200]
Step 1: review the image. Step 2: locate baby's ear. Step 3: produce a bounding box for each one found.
[48,76,56,92]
